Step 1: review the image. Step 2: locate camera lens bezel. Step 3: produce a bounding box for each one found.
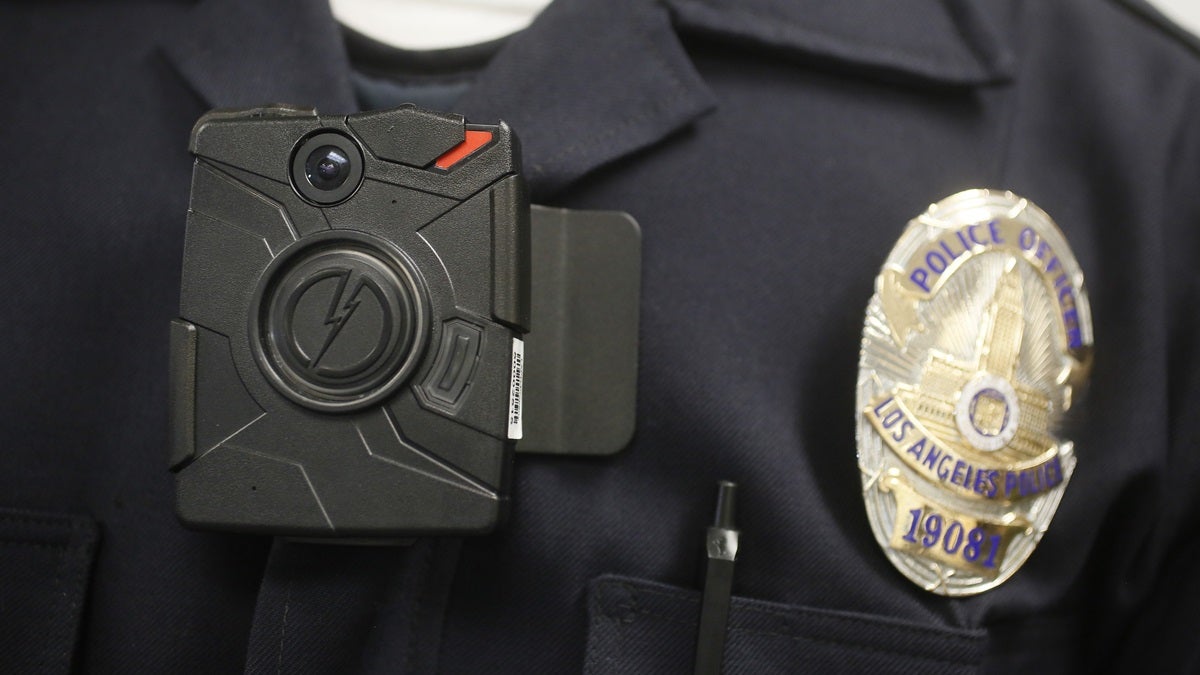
[290,131,364,205]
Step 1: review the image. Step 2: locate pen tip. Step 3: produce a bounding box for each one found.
[714,481,737,528]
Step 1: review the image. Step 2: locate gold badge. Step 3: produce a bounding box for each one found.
[857,190,1092,595]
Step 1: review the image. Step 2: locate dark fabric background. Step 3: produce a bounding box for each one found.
[0,0,1197,672]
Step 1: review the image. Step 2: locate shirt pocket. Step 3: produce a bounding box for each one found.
[585,574,985,674]
[0,507,99,675]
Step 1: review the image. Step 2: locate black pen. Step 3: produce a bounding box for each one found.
[694,481,739,675]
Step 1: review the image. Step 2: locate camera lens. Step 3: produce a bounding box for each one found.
[305,146,350,191]
[291,131,363,205]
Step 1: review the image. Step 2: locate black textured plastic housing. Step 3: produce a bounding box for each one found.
[170,105,529,538]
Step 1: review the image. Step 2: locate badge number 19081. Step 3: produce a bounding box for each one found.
[856,190,1093,596]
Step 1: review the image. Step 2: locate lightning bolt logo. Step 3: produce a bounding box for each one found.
[309,269,369,371]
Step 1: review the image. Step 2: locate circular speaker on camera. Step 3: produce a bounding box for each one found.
[251,232,428,412]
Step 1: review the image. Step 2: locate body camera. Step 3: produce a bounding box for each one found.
[169,105,528,538]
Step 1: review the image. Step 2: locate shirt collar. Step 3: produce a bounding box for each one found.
[663,0,1016,86]
[460,0,1015,197]
[161,0,358,115]
[454,0,717,198]
[161,0,1015,198]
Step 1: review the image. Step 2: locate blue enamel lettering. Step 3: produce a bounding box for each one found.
[1019,227,1037,250]
[1004,471,1018,499]
[963,528,985,562]
[956,230,972,252]
[903,508,922,543]
[974,467,991,496]
[921,442,940,469]
[926,250,948,274]
[910,268,931,293]
[943,521,964,554]
[952,460,967,486]
[989,219,1003,244]
[939,239,962,261]
[872,396,894,417]
[984,535,1002,568]
[881,408,903,429]
[937,452,953,480]
[968,223,987,246]
[922,514,942,547]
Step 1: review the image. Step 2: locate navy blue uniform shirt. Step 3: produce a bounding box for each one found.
[0,0,1198,672]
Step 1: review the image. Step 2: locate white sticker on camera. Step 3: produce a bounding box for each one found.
[508,338,524,440]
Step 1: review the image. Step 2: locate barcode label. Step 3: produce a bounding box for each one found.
[507,338,524,440]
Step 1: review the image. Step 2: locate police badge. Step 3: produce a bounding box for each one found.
[857,190,1093,596]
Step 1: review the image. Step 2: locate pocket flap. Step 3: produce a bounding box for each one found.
[586,574,985,674]
[0,508,99,674]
